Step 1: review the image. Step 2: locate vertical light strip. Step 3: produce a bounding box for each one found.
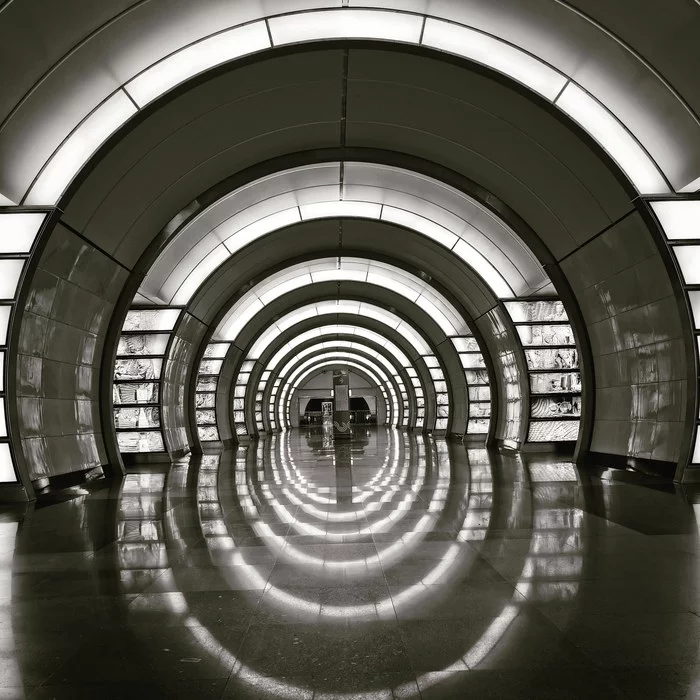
[651,199,700,469]
[0,212,47,482]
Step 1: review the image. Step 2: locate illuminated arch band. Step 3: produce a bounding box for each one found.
[140,162,552,306]
[6,5,694,211]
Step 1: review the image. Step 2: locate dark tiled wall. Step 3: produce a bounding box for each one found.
[16,224,128,480]
[162,312,206,455]
[561,213,687,462]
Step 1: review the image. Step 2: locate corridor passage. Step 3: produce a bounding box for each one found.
[1,428,699,698]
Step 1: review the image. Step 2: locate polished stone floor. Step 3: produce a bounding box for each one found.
[1,427,699,698]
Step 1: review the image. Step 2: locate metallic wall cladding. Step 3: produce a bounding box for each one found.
[161,312,206,455]
[561,213,687,462]
[15,224,128,479]
[476,308,524,443]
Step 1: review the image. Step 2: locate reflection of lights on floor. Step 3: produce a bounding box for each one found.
[112,431,587,699]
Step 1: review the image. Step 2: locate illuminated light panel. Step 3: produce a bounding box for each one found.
[172,244,229,305]
[0,213,47,253]
[25,91,137,205]
[266,326,412,368]
[421,18,567,102]
[17,8,682,225]
[124,22,271,107]
[0,260,24,299]
[0,444,15,482]
[222,208,301,256]
[277,307,320,333]
[694,428,700,464]
[214,259,462,345]
[0,403,6,438]
[311,267,367,283]
[651,201,700,240]
[689,291,700,329]
[280,352,391,384]
[259,274,312,305]
[397,323,431,355]
[380,206,459,248]
[679,175,700,194]
[300,201,382,220]
[672,246,700,284]
[268,9,424,45]
[413,294,462,335]
[218,297,266,342]
[453,240,513,298]
[280,360,396,424]
[555,84,669,195]
[361,306,402,329]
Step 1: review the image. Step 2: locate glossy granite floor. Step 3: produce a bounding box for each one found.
[1,427,699,699]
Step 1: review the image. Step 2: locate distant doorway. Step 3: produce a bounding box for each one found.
[349,397,375,425]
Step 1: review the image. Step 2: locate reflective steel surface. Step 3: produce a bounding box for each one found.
[2,427,699,698]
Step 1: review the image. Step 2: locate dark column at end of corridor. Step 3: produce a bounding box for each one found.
[333,368,351,440]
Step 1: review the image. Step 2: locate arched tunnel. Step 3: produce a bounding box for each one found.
[0,2,699,697]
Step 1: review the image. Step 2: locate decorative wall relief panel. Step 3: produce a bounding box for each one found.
[195,341,231,441]
[505,299,582,443]
[113,308,182,455]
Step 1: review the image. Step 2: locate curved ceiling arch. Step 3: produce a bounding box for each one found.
[280,356,400,428]
[220,309,451,442]
[213,258,473,342]
[140,161,551,304]
[271,341,411,397]
[2,2,699,208]
[278,345,411,428]
[44,45,650,274]
[227,299,442,361]
[267,330,412,374]
[281,353,396,399]
[245,331,426,435]
[280,357,399,427]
